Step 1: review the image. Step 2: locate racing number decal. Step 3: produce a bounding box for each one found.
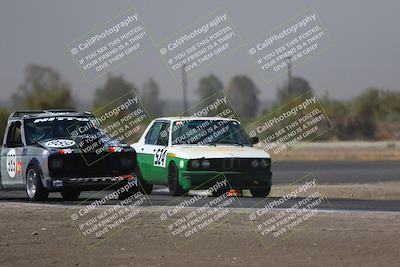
[6,149,16,178]
[154,148,167,167]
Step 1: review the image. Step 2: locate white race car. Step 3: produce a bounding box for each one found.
[131,117,272,197]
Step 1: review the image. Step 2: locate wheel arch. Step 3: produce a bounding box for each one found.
[25,158,46,187]
[26,158,41,173]
[168,159,177,169]
[167,160,179,176]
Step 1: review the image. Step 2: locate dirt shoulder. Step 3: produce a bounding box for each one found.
[0,203,399,267]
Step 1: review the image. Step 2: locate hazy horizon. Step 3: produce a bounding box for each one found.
[1,0,399,103]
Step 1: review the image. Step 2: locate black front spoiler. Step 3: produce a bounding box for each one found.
[46,175,137,192]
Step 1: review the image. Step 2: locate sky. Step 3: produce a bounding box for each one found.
[0,0,399,104]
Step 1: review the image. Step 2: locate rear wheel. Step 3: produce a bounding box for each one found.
[136,167,153,195]
[168,162,186,196]
[26,165,49,201]
[250,186,271,198]
[118,185,137,200]
[61,189,81,201]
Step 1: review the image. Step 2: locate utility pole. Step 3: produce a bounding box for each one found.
[182,64,188,116]
[286,56,292,97]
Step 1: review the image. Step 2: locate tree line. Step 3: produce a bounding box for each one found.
[0,63,399,141]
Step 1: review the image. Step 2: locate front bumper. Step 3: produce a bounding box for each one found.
[180,170,272,191]
[46,175,137,191]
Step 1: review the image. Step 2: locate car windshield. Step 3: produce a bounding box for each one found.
[24,117,106,145]
[171,119,252,146]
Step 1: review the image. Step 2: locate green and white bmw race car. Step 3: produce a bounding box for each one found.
[131,117,272,197]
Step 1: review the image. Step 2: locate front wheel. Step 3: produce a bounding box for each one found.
[61,189,81,201]
[211,189,227,197]
[250,186,271,198]
[118,179,140,200]
[168,163,187,196]
[26,165,49,201]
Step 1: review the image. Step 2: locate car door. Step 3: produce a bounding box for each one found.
[139,121,170,184]
[1,120,25,188]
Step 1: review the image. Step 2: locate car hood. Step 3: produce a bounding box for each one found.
[168,145,270,159]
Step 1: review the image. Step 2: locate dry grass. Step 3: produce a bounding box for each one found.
[276,141,400,160]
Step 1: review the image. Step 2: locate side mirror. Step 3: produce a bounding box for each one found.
[250,137,259,144]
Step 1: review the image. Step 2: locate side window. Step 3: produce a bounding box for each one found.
[24,121,35,145]
[144,121,170,145]
[6,121,23,147]
[145,122,163,145]
[156,122,170,146]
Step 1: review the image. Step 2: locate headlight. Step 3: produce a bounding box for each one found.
[191,160,200,168]
[251,159,259,168]
[201,160,210,168]
[50,158,63,169]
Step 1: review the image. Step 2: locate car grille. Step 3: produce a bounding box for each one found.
[48,151,136,178]
[187,158,271,171]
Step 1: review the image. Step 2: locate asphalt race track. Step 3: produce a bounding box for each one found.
[272,160,400,184]
[1,160,400,212]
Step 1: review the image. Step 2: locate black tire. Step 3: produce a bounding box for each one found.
[26,165,49,201]
[61,189,81,201]
[136,167,153,195]
[118,186,136,200]
[250,186,271,198]
[117,178,140,200]
[168,162,186,196]
[211,188,227,197]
